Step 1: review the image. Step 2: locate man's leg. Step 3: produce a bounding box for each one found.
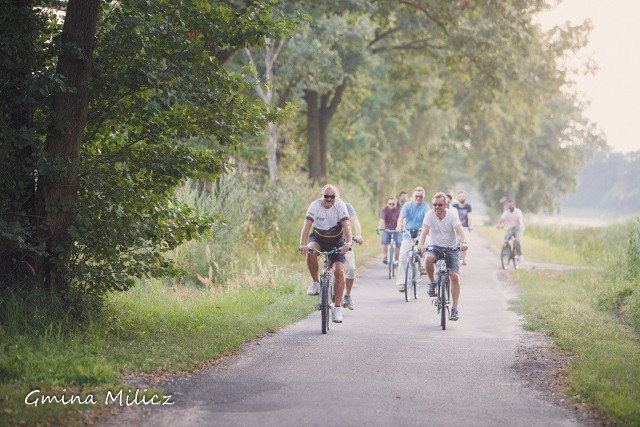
[450,271,460,308]
[343,251,355,309]
[306,242,321,295]
[514,229,523,256]
[333,262,345,308]
[425,253,437,296]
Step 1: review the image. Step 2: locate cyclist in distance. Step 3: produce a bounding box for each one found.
[496,198,525,263]
[452,190,474,266]
[418,192,468,321]
[378,197,401,265]
[343,199,363,311]
[395,187,428,292]
[299,184,353,323]
[398,191,408,208]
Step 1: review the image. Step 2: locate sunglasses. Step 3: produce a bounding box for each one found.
[433,203,444,207]
[388,203,396,206]
[323,194,336,200]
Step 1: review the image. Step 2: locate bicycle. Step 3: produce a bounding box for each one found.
[403,229,423,302]
[428,245,459,330]
[309,243,352,334]
[501,232,518,270]
[384,229,400,279]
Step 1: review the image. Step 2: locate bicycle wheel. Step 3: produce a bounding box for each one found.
[412,259,419,300]
[439,274,447,330]
[388,244,394,279]
[404,255,416,302]
[320,277,330,334]
[501,242,510,269]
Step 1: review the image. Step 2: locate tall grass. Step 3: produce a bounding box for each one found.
[499,218,640,424]
[0,172,382,426]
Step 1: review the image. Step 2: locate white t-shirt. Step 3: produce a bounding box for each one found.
[500,208,525,230]
[423,208,461,247]
[305,199,349,238]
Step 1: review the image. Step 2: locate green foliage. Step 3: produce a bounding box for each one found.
[1,0,300,301]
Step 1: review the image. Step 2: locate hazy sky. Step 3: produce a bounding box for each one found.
[536,0,640,154]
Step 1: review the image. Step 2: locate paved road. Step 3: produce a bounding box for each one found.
[102,232,580,427]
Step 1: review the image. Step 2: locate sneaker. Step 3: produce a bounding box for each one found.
[450,307,459,321]
[398,284,405,292]
[427,283,436,297]
[383,257,388,264]
[394,259,399,265]
[342,295,354,310]
[332,306,343,323]
[307,281,320,295]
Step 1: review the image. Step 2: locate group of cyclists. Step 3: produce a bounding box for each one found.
[298,183,523,325]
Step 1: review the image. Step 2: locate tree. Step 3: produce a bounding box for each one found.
[0,0,298,303]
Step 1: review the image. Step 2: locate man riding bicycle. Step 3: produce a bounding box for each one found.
[496,198,525,263]
[418,192,468,321]
[395,187,428,293]
[299,184,353,323]
[378,197,401,265]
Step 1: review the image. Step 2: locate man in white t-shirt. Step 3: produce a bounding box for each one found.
[418,192,468,321]
[299,184,352,323]
[496,198,525,262]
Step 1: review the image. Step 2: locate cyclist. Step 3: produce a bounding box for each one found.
[299,184,353,323]
[496,198,525,263]
[418,192,468,321]
[395,187,428,293]
[452,190,474,266]
[398,191,408,208]
[343,200,363,311]
[378,197,401,265]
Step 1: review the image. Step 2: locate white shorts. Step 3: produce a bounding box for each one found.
[344,251,356,280]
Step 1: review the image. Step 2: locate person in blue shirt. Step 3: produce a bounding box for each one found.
[395,187,428,292]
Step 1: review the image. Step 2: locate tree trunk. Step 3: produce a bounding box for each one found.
[266,121,278,181]
[39,0,101,294]
[303,81,347,184]
[304,90,322,183]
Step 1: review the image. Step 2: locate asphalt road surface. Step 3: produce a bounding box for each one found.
[101,232,580,427]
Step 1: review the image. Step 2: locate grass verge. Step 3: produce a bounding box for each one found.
[480,221,640,425]
[0,267,314,426]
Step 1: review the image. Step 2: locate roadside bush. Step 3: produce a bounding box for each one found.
[600,219,640,335]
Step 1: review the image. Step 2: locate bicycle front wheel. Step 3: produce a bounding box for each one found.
[388,244,394,279]
[439,274,447,330]
[412,260,419,300]
[321,277,330,334]
[501,242,510,269]
[405,256,416,302]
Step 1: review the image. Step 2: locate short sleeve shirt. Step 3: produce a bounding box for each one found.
[400,202,428,240]
[423,208,461,247]
[379,206,400,230]
[452,203,472,228]
[500,208,525,230]
[305,199,349,238]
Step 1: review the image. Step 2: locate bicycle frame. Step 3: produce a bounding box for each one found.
[404,237,423,302]
[385,229,400,279]
[428,246,458,330]
[309,245,343,334]
[501,233,517,270]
